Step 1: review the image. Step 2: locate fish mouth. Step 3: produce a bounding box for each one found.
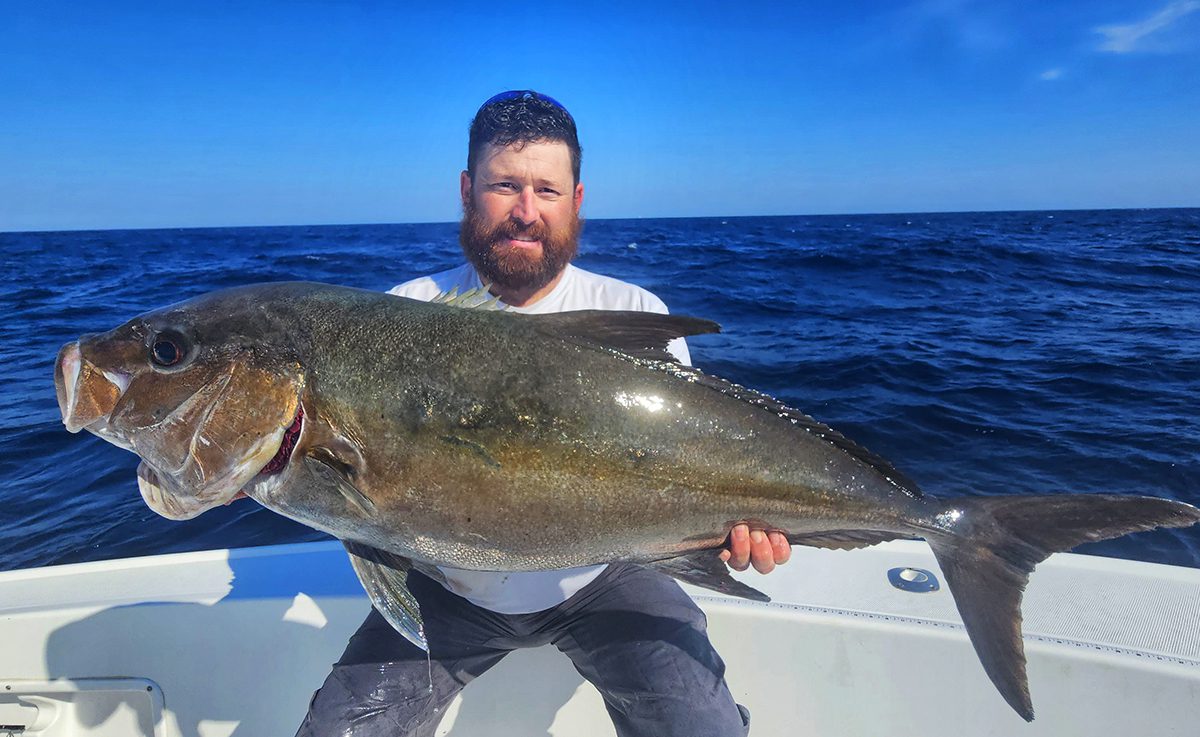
[56,341,130,434]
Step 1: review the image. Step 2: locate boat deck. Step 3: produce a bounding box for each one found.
[1,540,1197,736]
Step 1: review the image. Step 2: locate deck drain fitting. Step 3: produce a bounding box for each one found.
[888,566,940,593]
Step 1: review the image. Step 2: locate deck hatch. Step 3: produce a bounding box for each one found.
[0,679,164,737]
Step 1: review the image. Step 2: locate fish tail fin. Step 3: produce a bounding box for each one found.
[926,494,1200,722]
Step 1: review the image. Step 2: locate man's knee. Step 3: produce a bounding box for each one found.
[295,661,450,737]
[607,692,750,737]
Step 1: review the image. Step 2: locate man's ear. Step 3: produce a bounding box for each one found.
[460,170,473,207]
[573,182,584,213]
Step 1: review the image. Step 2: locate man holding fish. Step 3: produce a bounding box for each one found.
[293,91,786,736]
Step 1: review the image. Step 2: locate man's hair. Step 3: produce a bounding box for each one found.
[467,91,582,184]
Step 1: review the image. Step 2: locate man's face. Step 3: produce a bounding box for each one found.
[459,140,584,293]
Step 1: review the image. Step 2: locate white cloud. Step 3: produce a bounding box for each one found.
[1039,68,1064,81]
[1094,0,1200,53]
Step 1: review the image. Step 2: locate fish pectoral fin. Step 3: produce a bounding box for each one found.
[528,311,720,364]
[343,541,428,652]
[302,452,376,517]
[648,551,770,602]
[787,530,914,550]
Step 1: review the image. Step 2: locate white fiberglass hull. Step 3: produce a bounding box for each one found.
[1,540,1197,736]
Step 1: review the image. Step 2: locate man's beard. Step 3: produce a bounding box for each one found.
[459,200,582,294]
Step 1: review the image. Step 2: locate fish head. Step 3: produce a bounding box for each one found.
[55,293,306,520]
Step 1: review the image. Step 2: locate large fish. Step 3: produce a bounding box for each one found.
[55,281,1198,721]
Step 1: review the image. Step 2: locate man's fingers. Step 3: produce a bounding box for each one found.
[768,531,791,564]
[723,525,791,573]
[749,529,776,574]
[726,524,751,571]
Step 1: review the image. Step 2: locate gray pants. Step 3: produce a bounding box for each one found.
[295,563,751,736]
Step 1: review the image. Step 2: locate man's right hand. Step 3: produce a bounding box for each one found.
[718,524,791,574]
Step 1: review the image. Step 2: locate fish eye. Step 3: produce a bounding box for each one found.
[149,331,190,368]
[152,340,181,366]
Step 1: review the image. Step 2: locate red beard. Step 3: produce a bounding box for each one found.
[459,200,582,293]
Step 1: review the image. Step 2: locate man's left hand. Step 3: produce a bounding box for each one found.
[719,524,791,574]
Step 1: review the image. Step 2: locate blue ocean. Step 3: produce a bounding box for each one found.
[2,209,1198,573]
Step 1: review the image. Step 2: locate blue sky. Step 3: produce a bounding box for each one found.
[2,1,1198,230]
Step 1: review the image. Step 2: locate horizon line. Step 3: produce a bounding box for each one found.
[3,205,1197,236]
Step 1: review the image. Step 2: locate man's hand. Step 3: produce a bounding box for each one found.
[718,524,791,574]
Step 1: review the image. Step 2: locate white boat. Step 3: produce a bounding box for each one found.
[1,540,1197,736]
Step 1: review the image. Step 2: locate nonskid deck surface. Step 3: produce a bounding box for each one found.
[1,541,1198,736]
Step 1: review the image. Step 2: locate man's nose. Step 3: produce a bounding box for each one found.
[510,186,539,226]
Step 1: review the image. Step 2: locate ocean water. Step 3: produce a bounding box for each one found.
[1,209,1198,573]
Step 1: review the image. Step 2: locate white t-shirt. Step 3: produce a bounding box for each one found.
[388,263,689,613]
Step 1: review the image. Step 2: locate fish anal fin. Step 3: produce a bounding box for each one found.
[343,542,428,651]
[649,550,770,602]
[787,530,913,551]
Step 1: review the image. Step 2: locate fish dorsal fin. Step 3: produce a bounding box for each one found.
[530,310,721,363]
[662,364,925,499]
[430,285,504,310]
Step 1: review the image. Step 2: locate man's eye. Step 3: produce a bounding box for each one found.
[494,182,517,191]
